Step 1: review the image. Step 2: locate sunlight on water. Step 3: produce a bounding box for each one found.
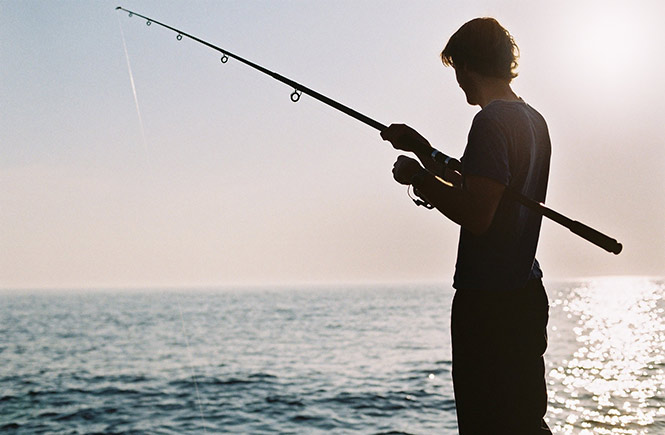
[547,277,665,434]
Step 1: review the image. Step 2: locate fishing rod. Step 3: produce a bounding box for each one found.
[115,7,622,255]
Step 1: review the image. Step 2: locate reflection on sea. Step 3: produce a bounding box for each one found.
[546,277,665,434]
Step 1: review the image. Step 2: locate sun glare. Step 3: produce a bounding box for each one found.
[566,3,655,90]
[548,277,665,433]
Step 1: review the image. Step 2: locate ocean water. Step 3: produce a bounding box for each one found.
[1,277,663,434]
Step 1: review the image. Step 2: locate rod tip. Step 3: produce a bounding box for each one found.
[115,6,122,10]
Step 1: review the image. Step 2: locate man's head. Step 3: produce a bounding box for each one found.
[441,17,519,81]
[441,18,519,106]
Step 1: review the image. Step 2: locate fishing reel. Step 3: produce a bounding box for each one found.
[408,186,434,209]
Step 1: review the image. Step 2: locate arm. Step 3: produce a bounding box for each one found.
[380,124,442,175]
[392,156,504,235]
[381,123,462,186]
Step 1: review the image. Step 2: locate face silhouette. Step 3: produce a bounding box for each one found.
[455,67,479,106]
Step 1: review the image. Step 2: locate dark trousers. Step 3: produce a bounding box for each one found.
[451,278,552,434]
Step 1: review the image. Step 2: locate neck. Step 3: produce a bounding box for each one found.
[475,76,519,108]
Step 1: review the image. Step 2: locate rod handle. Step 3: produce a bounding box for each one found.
[569,220,622,255]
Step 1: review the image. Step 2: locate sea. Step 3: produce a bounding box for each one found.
[2,276,664,434]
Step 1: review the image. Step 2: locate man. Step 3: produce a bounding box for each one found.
[381,18,552,434]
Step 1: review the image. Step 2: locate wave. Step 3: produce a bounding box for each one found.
[168,372,279,389]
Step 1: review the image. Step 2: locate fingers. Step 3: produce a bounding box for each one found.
[382,124,412,152]
[392,161,407,184]
[392,155,422,185]
[380,123,428,154]
[380,123,406,141]
[395,155,414,165]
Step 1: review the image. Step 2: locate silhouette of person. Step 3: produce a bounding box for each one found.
[381,18,552,434]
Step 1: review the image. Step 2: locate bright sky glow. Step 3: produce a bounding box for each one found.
[1,0,664,288]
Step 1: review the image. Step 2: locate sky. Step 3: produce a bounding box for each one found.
[2,0,664,289]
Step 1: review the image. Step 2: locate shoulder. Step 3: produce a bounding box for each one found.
[474,100,547,130]
[470,100,515,130]
[469,105,506,139]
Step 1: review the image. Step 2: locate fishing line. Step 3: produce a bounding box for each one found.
[116,12,151,170]
[116,11,208,431]
[114,7,622,254]
[177,303,208,433]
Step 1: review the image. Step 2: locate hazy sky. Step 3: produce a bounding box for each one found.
[2,0,664,289]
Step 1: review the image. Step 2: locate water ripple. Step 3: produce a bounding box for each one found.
[3,280,662,433]
[547,277,665,434]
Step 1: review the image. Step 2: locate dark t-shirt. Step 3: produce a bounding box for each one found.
[453,99,551,291]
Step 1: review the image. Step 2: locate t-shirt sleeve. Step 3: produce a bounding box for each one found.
[462,114,511,186]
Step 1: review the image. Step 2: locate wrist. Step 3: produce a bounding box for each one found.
[414,143,433,158]
[410,168,429,189]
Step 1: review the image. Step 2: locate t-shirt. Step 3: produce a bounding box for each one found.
[453,99,551,291]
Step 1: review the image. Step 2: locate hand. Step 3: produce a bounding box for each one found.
[392,155,424,185]
[380,123,430,154]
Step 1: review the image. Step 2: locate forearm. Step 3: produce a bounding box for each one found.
[413,171,502,235]
[414,172,473,229]
[413,147,463,187]
[413,146,441,175]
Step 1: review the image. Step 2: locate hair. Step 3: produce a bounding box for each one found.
[441,17,519,81]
